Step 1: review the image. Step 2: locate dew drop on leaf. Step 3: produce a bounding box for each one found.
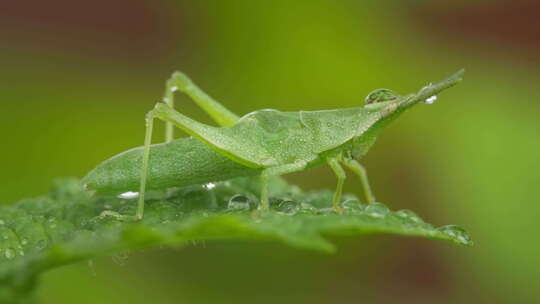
[396,209,423,223]
[228,194,254,211]
[204,183,216,190]
[365,203,390,218]
[276,200,299,215]
[342,199,363,212]
[4,248,15,260]
[437,225,472,245]
[298,202,317,214]
[117,191,139,199]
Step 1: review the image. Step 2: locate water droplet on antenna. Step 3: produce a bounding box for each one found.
[425,95,437,104]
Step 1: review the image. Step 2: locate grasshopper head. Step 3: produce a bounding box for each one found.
[363,69,465,121]
[351,70,464,158]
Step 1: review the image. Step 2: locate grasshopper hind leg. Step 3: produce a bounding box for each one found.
[327,157,346,213]
[101,71,242,221]
[163,71,240,143]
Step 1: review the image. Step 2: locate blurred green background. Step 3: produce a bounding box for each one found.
[1,0,539,303]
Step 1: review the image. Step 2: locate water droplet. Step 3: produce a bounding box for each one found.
[365,203,390,218]
[228,195,255,211]
[18,250,25,257]
[343,199,364,211]
[4,248,15,260]
[297,202,317,214]
[118,191,139,199]
[424,95,437,104]
[204,183,216,190]
[365,88,399,104]
[437,225,472,245]
[0,220,5,225]
[21,239,28,246]
[276,200,299,215]
[396,209,423,224]
[317,208,336,215]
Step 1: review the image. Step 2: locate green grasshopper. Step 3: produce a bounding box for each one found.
[82,69,464,220]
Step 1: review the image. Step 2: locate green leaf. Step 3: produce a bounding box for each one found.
[0,177,472,303]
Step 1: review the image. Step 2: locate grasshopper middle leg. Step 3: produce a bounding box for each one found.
[342,158,376,204]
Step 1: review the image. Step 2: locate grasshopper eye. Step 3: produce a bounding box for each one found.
[364,88,399,105]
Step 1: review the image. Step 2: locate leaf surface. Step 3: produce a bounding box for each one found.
[0,178,472,303]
